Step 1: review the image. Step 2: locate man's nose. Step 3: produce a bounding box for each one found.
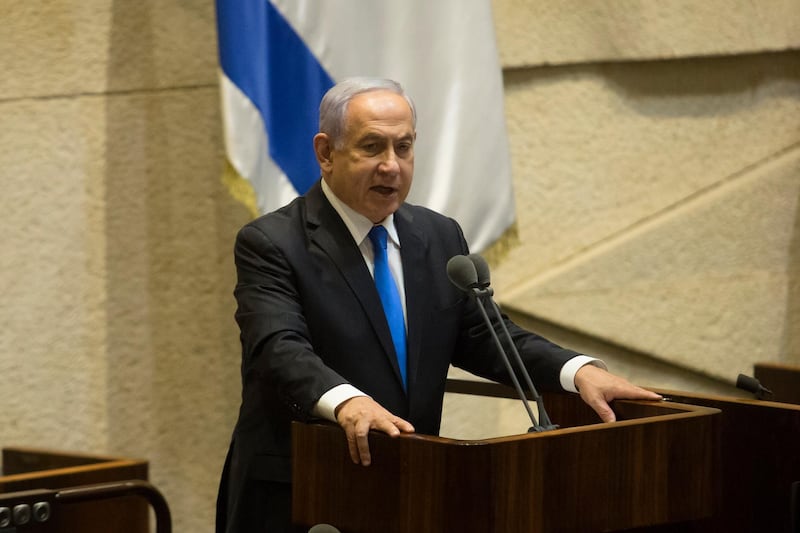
[378,148,400,173]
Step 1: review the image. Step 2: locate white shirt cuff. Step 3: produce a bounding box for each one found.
[312,384,369,422]
[559,355,607,393]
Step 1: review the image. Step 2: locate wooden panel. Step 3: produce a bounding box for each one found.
[292,394,719,533]
[654,389,800,533]
[447,380,800,532]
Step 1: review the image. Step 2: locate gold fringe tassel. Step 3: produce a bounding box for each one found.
[481,221,520,268]
[222,159,259,219]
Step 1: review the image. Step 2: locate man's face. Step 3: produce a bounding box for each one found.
[315,90,415,223]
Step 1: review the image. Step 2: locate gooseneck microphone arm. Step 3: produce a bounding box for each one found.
[483,295,558,430]
[468,253,558,432]
[471,287,541,431]
[446,255,557,433]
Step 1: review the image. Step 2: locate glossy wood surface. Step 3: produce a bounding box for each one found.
[292,391,719,533]
[449,380,800,533]
[653,388,800,533]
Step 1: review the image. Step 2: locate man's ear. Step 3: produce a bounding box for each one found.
[313,133,333,174]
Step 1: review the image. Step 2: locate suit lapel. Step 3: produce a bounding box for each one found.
[394,205,429,395]
[304,183,406,388]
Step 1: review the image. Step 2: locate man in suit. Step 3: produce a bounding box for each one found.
[217,78,661,532]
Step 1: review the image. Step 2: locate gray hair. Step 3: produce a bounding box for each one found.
[319,77,417,149]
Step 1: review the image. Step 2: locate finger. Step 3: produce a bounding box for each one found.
[374,414,415,435]
[394,418,415,433]
[355,421,372,466]
[639,388,664,400]
[591,398,617,423]
[615,383,663,401]
[372,417,401,437]
[580,384,616,423]
[345,428,361,465]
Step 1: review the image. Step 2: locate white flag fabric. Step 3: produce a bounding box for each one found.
[216,0,515,252]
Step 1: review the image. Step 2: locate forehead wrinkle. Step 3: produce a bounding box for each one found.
[351,126,415,145]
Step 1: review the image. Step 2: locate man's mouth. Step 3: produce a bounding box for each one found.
[371,185,397,195]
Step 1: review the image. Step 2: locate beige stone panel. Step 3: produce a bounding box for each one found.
[99,87,246,531]
[441,368,538,439]
[0,84,247,531]
[494,52,800,297]
[502,151,800,381]
[493,0,800,67]
[0,96,109,450]
[0,0,217,99]
[504,312,743,396]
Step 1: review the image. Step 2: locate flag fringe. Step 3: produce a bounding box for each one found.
[222,159,259,219]
[481,221,519,268]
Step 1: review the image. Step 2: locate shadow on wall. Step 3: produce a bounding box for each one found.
[784,181,800,363]
[602,51,800,118]
[505,50,800,119]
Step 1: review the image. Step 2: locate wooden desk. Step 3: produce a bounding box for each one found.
[754,362,800,405]
[1,448,150,533]
[654,389,800,533]
[443,380,800,533]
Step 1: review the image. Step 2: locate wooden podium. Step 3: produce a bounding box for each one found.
[292,391,720,533]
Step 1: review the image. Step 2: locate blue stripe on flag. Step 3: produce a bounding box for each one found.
[216,0,334,194]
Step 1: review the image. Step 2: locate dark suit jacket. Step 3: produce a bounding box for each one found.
[218,181,580,532]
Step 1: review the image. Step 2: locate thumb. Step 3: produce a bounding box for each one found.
[591,398,617,423]
[581,388,617,423]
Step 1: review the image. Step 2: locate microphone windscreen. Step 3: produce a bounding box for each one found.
[308,525,341,533]
[736,373,760,393]
[446,255,478,291]
[468,253,491,288]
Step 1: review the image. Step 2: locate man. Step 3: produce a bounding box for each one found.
[217,78,661,532]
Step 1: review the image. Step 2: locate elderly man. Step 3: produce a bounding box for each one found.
[217,78,660,533]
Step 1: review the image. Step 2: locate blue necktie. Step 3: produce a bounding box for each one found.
[368,225,408,389]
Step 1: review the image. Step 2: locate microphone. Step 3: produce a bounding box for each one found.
[308,524,341,533]
[446,254,480,291]
[736,373,773,400]
[446,254,557,432]
[468,253,490,289]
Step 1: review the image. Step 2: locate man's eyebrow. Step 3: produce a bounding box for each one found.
[356,131,415,144]
[356,132,385,143]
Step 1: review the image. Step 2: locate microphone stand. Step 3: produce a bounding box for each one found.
[470,285,558,433]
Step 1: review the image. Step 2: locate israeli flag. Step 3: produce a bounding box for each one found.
[216,0,514,252]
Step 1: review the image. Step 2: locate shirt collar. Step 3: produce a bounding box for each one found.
[320,179,401,248]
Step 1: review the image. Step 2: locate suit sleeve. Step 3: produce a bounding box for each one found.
[233,223,348,421]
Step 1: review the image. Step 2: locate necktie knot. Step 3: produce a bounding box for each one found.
[368,225,388,252]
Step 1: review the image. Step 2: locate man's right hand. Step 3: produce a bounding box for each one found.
[334,396,415,466]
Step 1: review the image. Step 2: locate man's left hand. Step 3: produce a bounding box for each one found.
[574,364,663,423]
